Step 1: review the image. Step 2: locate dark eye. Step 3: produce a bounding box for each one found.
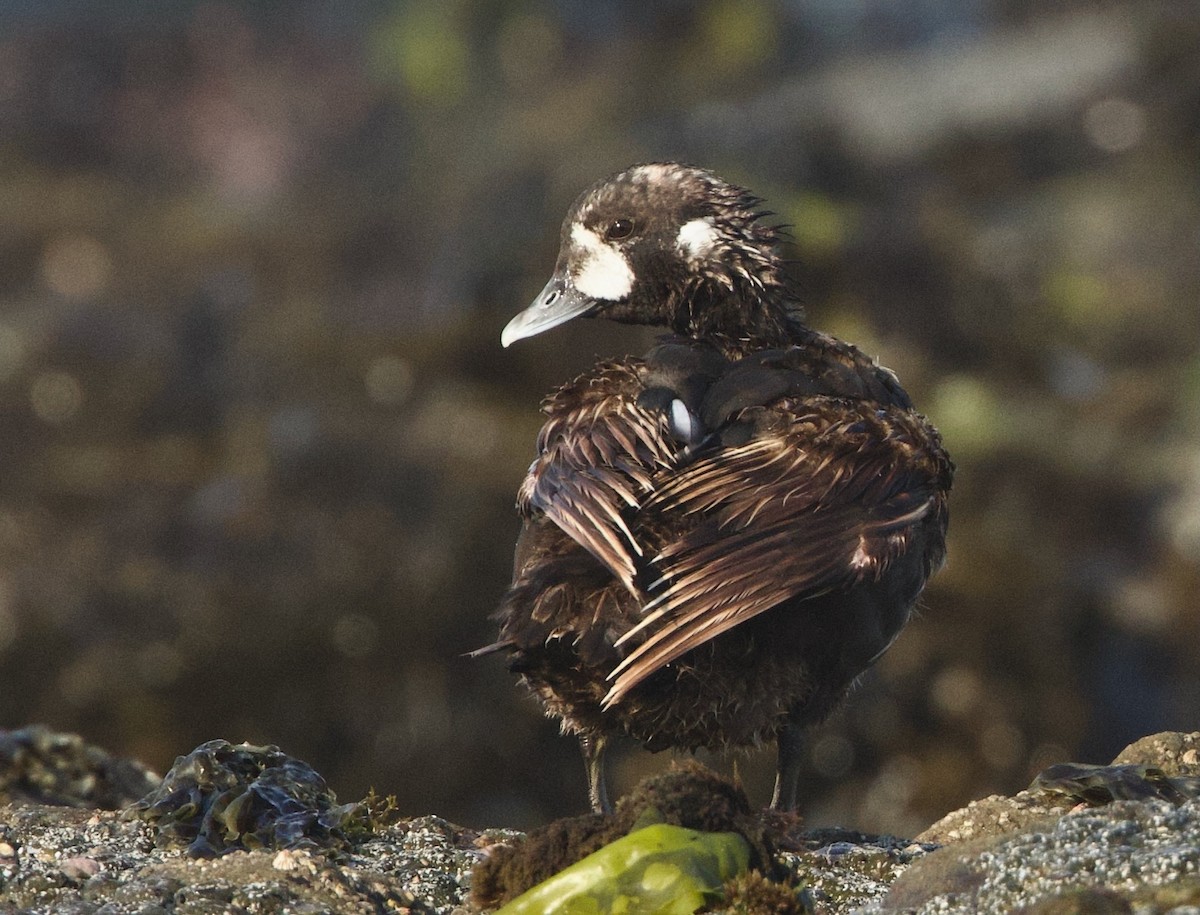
[606,218,634,240]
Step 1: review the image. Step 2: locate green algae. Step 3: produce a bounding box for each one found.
[496,822,751,915]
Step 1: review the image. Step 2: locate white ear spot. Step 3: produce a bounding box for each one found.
[668,398,697,444]
[570,223,634,301]
[677,218,720,259]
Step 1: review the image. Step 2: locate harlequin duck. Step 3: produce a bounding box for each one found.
[479,163,953,813]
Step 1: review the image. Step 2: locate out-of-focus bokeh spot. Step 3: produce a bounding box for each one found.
[0,326,27,382]
[495,14,563,95]
[786,191,850,258]
[41,234,112,300]
[30,370,83,424]
[1084,96,1146,153]
[697,0,777,73]
[0,578,16,652]
[364,355,414,406]
[332,612,379,659]
[929,375,1004,457]
[371,3,472,105]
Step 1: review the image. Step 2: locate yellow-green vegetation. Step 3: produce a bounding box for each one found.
[496,823,751,915]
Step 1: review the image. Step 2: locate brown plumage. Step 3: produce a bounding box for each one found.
[479,163,953,813]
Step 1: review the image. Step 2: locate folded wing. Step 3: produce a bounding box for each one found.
[603,399,945,707]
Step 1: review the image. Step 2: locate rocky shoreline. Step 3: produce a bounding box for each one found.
[2,727,1199,913]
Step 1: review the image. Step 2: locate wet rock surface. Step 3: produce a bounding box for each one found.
[2,727,1200,913]
[0,800,490,913]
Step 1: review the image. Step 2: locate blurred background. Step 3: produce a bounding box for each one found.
[1,0,1198,836]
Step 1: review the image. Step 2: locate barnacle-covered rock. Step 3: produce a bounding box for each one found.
[0,725,160,809]
[126,739,361,857]
[879,732,1200,914]
[5,730,1200,913]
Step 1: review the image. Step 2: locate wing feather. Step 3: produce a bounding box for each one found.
[602,400,944,707]
[521,362,677,596]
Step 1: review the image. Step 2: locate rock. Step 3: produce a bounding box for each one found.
[2,726,1200,913]
[0,801,485,913]
[914,788,1067,846]
[774,831,936,912]
[1113,731,1200,774]
[59,855,102,880]
[0,725,160,809]
[873,731,1200,914]
[0,730,486,912]
[875,798,1200,914]
[126,739,367,857]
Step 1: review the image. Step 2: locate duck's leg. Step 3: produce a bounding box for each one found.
[581,733,611,814]
[770,721,805,811]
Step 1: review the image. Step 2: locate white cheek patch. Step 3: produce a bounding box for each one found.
[570,223,633,301]
[677,218,720,259]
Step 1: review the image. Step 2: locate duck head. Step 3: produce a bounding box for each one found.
[502,163,797,348]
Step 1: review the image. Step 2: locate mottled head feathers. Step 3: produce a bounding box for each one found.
[502,163,800,350]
